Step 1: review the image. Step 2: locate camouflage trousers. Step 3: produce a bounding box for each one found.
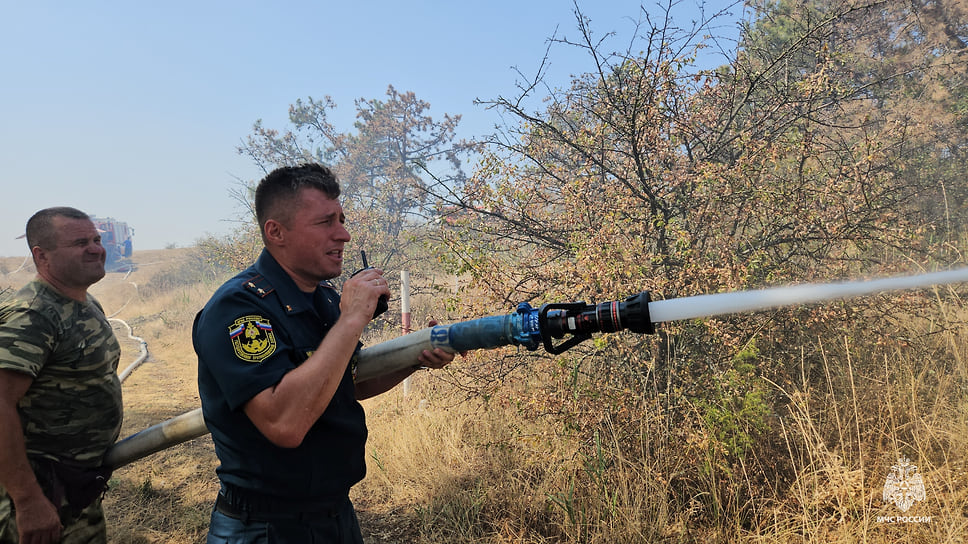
[0,491,107,544]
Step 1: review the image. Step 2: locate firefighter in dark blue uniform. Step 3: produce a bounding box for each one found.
[193,164,455,543]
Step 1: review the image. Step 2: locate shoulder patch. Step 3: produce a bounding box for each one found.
[228,315,277,362]
[243,275,275,298]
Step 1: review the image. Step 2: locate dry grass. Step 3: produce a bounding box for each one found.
[3,250,967,543]
[92,250,222,543]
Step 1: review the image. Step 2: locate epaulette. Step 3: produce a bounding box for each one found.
[242,275,275,298]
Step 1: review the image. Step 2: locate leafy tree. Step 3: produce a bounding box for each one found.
[740,0,968,239]
[433,0,966,327]
[425,0,968,527]
[238,86,474,275]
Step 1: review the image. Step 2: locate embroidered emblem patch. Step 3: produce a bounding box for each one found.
[228,315,276,362]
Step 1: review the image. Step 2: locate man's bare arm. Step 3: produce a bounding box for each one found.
[0,369,62,543]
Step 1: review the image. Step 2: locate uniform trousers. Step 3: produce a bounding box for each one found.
[206,494,364,544]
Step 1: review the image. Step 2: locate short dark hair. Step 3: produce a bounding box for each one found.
[25,207,91,250]
[254,164,341,241]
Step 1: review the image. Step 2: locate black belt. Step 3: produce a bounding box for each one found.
[215,491,348,523]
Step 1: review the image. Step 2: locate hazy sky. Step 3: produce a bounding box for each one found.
[1,1,742,257]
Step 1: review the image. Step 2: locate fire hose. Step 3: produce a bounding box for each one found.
[104,266,968,469]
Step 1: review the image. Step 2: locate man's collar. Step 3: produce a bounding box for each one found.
[252,249,318,315]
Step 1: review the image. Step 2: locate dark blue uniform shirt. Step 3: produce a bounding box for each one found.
[194,249,367,501]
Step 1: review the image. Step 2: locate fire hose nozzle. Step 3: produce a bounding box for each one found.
[619,291,655,335]
[537,291,655,354]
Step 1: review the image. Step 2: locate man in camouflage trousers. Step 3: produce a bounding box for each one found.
[0,207,123,544]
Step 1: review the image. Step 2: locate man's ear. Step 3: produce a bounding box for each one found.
[263,219,285,246]
[31,246,48,270]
